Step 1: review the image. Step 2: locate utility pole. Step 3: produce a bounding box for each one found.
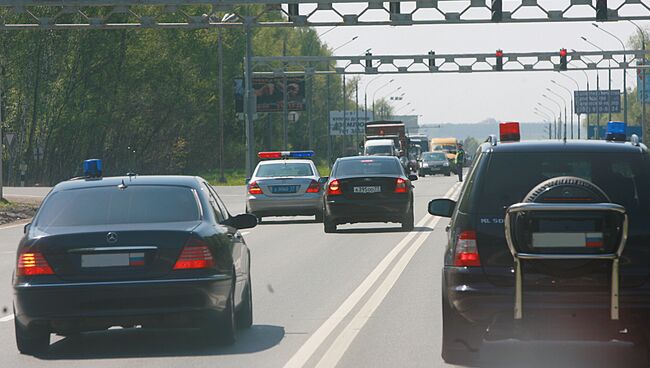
[217,28,226,183]
[326,74,332,166]
[243,17,256,179]
[342,74,347,154]
[282,37,288,150]
[355,79,359,149]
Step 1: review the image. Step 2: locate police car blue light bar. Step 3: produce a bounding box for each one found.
[83,159,103,178]
[606,121,626,142]
[258,151,314,159]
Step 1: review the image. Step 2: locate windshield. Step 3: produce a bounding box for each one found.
[423,152,447,161]
[334,158,403,177]
[365,145,394,156]
[476,152,650,214]
[433,144,456,153]
[255,162,313,177]
[35,186,200,228]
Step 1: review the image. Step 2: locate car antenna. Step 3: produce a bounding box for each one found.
[118,179,128,190]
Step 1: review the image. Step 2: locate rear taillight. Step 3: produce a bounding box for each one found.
[173,238,215,270]
[306,180,320,193]
[16,252,54,276]
[394,178,409,193]
[327,180,343,195]
[248,181,263,195]
[454,230,481,267]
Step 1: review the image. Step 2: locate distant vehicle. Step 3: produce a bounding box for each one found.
[364,121,415,172]
[407,133,430,154]
[429,122,650,365]
[246,151,325,223]
[418,151,451,177]
[430,137,460,173]
[363,138,397,156]
[322,156,417,233]
[13,164,257,355]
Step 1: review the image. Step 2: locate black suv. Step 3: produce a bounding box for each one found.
[429,138,650,365]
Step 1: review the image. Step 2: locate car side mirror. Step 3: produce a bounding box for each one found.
[245,177,251,184]
[318,177,329,185]
[408,174,418,181]
[428,199,456,218]
[225,214,258,229]
[24,223,31,234]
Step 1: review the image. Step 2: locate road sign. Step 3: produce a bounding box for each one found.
[329,111,374,136]
[575,90,621,114]
[235,77,305,113]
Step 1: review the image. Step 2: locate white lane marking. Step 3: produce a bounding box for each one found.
[0,314,14,322]
[0,222,29,231]
[282,182,461,368]
[314,185,462,368]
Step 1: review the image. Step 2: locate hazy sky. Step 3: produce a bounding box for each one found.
[305,3,647,124]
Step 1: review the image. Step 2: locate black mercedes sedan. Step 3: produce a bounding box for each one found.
[322,156,417,233]
[13,175,257,354]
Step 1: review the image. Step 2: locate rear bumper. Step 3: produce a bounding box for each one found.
[325,196,410,224]
[247,194,322,216]
[444,266,650,324]
[420,166,450,175]
[14,275,232,333]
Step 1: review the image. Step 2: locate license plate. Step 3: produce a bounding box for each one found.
[532,233,604,248]
[271,185,299,194]
[81,252,146,268]
[353,186,381,194]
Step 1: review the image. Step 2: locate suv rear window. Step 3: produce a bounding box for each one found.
[256,163,313,177]
[334,158,403,176]
[474,152,650,214]
[365,145,394,156]
[35,185,200,228]
[423,152,447,161]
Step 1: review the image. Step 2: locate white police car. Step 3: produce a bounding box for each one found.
[246,151,326,223]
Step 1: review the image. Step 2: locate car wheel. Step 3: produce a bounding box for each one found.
[420,171,426,177]
[401,203,414,231]
[203,287,237,345]
[15,318,49,355]
[324,215,337,233]
[444,171,451,176]
[236,274,253,329]
[315,211,324,223]
[441,292,482,365]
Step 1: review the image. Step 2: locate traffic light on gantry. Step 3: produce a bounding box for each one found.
[559,48,568,71]
[428,51,436,70]
[596,0,607,21]
[495,49,503,71]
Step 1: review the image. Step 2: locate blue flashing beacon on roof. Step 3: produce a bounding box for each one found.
[83,159,103,178]
[606,121,627,142]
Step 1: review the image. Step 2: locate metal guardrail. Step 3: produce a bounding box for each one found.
[504,202,628,321]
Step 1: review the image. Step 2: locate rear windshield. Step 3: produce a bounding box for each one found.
[423,152,447,161]
[35,185,200,228]
[334,159,403,177]
[433,144,456,153]
[256,163,313,177]
[365,145,394,156]
[475,152,650,214]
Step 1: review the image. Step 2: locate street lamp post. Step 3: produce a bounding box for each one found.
[534,110,552,139]
[551,80,575,139]
[577,50,602,139]
[372,79,395,117]
[593,23,628,126]
[545,89,568,139]
[558,72,583,139]
[541,96,562,139]
[582,36,612,122]
[630,20,647,142]
[364,75,382,124]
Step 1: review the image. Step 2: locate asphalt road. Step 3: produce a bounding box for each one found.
[0,177,645,368]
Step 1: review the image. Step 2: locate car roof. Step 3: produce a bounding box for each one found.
[256,159,314,165]
[53,175,203,192]
[482,139,648,154]
[337,155,399,162]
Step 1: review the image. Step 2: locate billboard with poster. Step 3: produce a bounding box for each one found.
[235,77,305,113]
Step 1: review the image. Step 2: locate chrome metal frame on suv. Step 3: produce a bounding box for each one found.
[504,203,628,321]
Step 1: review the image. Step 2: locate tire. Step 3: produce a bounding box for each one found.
[236,274,253,329]
[315,211,324,223]
[419,170,425,177]
[401,203,414,231]
[15,318,49,355]
[441,292,482,366]
[444,170,451,177]
[324,215,337,233]
[202,287,237,345]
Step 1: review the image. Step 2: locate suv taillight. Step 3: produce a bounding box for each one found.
[248,181,263,195]
[454,230,481,267]
[306,179,320,193]
[17,252,54,276]
[173,238,215,270]
[394,178,409,193]
[327,180,343,195]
